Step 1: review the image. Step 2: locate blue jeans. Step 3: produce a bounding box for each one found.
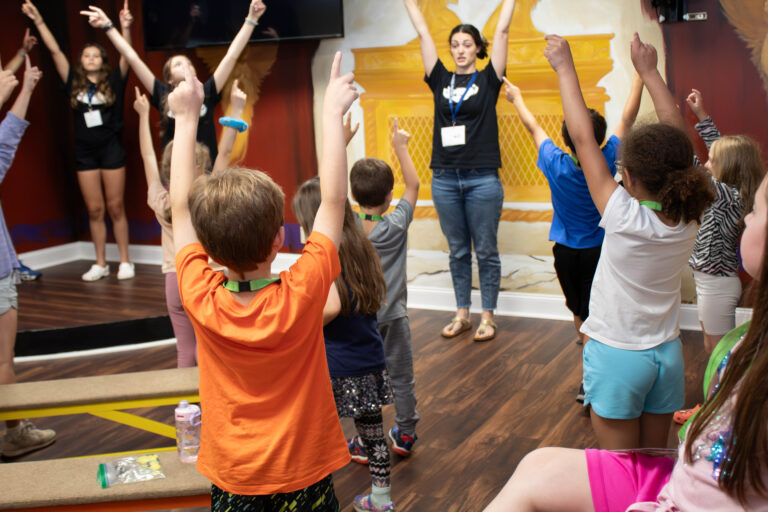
[431,168,503,310]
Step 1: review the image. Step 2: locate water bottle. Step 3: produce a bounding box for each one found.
[175,400,201,463]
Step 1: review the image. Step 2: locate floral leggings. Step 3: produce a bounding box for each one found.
[355,410,391,487]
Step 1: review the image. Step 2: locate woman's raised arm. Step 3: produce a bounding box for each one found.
[403,0,438,76]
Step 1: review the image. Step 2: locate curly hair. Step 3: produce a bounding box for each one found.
[70,44,115,109]
[622,123,714,224]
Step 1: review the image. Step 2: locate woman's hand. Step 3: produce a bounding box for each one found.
[79,5,113,29]
[21,0,42,24]
[247,0,266,23]
[119,0,134,30]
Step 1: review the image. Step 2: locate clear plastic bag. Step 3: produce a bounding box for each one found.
[97,454,166,489]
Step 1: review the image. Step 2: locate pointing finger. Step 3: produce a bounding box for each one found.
[25,53,30,71]
[330,51,341,80]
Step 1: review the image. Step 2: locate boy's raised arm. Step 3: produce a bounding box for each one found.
[311,52,358,248]
[169,63,204,251]
[614,72,642,140]
[503,77,547,148]
[392,118,420,207]
[630,33,685,133]
[545,35,615,214]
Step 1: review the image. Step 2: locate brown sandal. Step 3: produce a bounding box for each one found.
[441,316,472,338]
[474,318,498,342]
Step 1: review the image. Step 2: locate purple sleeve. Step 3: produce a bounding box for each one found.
[0,113,30,184]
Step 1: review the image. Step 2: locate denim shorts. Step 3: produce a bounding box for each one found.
[583,338,684,419]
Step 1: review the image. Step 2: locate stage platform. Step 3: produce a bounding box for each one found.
[17,261,172,357]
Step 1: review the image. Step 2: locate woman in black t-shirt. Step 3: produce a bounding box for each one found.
[404,0,516,342]
[82,1,266,163]
[23,0,135,281]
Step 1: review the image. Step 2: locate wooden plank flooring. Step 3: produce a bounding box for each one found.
[17,261,167,331]
[6,310,709,511]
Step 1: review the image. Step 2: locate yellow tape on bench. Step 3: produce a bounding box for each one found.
[90,410,176,439]
[0,394,200,421]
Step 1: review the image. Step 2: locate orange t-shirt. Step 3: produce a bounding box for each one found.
[175,232,350,495]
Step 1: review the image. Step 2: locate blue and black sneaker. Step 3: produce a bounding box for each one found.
[388,426,417,457]
[17,261,41,281]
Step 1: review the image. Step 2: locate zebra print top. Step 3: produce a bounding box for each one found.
[689,117,744,276]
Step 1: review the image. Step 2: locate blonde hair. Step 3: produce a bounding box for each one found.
[709,135,766,225]
[188,168,285,273]
[159,141,212,224]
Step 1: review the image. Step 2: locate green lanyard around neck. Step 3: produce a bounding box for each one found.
[639,200,662,211]
[358,212,383,222]
[223,277,280,293]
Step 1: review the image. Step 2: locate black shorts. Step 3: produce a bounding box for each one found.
[211,474,339,511]
[552,243,602,321]
[75,135,126,171]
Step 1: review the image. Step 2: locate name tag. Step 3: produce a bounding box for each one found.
[441,125,466,147]
[84,110,103,128]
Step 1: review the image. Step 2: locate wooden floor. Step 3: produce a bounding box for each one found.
[7,309,709,512]
[17,261,167,331]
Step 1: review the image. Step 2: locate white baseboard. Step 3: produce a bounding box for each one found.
[18,243,753,332]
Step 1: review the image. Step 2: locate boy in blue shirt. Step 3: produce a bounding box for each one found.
[503,74,642,400]
[349,118,421,457]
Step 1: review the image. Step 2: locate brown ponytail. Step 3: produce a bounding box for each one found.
[623,124,714,223]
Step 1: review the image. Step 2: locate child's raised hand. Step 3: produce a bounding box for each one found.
[133,86,150,116]
[685,88,707,118]
[343,113,359,145]
[229,79,247,113]
[392,117,410,148]
[119,0,134,29]
[248,0,266,23]
[22,28,38,54]
[0,70,19,105]
[324,52,358,116]
[79,5,113,29]
[630,33,658,76]
[21,0,41,24]
[22,54,42,93]
[167,61,204,120]
[543,35,574,73]
[502,77,521,103]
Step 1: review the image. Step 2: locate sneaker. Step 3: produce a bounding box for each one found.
[388,426,417,457]
[82,264,109,281]
[117,262,135,280]
[353,494,395,512]
[673,404,701,425]
[2,420,56,457]
[576,382,585,404]
[348,435,368,464]
[17,261,41,281]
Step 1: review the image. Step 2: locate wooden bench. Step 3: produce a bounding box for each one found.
[0,450,211,511]
[0,368,199,450]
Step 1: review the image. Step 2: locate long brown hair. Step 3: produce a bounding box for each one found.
[709,135,765,227]
[622,124,715,224]
[292,177,386,316]
[684,181,768,505]
[70,44,115,109]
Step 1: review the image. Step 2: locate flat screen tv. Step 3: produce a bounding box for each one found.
[142,0,344,50]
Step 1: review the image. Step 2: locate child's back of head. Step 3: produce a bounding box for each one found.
[709,135,766,222]
[562,108,606,155]
[622,123,714,224]
[350,158,395,208]
[189,167,284,273]
[293,176,385,316]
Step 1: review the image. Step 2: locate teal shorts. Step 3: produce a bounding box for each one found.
[583,338,684,419]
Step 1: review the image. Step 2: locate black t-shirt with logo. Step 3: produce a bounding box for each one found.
[64,68,128,148]
[151,76,222,162]
[425,59,503,170]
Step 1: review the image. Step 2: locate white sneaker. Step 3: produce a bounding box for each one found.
[117,262,135,280]
[82,264,109,281]
[2,419,56,457]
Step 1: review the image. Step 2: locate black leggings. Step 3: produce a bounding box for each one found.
[355,409,391,487]
[211,474,339,512]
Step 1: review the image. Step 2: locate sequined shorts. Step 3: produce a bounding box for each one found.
[331,369,393,419]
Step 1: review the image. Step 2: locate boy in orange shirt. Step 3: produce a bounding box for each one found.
[168,53,358,509]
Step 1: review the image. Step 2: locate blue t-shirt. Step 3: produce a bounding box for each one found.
[536,135,620,249]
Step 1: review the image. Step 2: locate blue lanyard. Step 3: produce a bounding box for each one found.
[449,71,478,125]
[87,83,97,110]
